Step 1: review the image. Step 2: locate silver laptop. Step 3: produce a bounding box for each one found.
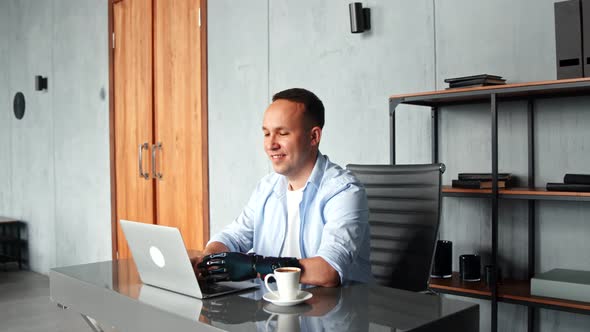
[120,219,258,299]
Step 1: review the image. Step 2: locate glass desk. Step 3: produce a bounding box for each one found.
[50,260,479,331]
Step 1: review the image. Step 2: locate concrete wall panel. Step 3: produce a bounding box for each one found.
[52,0,111,267]
[207,0,270,235]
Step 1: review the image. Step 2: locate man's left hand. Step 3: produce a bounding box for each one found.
[197,252,257,282]
[197,252,302,282]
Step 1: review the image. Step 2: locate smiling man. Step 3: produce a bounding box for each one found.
[196,88,371,287]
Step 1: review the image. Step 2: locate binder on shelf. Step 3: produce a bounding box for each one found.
[555,0,583,79]
[583,0,590,76]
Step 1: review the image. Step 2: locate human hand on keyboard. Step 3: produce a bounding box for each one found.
[198,252,302,282]
[197,252,257,282]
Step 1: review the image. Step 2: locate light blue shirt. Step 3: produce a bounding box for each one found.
[210,153,372,284]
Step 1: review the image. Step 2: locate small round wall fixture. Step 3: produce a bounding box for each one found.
[13,92,25,120]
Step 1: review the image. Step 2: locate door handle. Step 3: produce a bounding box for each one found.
[138,143,149,179]
[152,142,163,180]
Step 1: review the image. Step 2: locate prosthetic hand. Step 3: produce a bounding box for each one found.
[197,252,301,282]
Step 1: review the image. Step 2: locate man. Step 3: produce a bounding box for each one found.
[196,88,371,287]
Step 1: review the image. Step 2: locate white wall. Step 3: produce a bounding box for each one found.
[207,0,271,237]
[0,0,112,274]
[52,0,112,268]
[208,0,435,237]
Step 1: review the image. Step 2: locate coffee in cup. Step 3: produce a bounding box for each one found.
[264,267,301,301]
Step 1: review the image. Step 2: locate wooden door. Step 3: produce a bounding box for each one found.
[153,0,209,250]
[113,0,154,259]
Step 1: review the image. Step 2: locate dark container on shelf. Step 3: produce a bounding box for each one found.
[459,254,481,282]
[431,240,452,278]
[484,265,503,287]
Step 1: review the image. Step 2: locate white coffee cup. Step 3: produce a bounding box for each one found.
[264,267,301,301]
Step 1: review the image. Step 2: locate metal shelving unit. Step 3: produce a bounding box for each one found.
[389,77,590,332]
[0,217,26,270]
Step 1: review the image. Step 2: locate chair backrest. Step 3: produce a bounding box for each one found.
[346,163,445,291]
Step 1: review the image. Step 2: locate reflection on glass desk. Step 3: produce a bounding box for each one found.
[49,259,479,331]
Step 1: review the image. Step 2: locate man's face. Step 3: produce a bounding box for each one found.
[262,99,319,182]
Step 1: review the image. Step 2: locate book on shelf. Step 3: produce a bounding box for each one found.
[446,83,506,90]
[458,173,512,181]
[444,75,506,89]
[564,173,590,185]
[443,74,504,83]
[546,183,590,192]
[447,79,506,89]
[452,179,507,189]
[531,268,590,303]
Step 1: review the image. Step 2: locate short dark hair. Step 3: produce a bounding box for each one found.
[272,88,325,129]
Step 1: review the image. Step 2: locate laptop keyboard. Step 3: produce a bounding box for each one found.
[201,283,235,295]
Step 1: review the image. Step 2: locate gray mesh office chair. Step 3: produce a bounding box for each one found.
[346,163,445,292]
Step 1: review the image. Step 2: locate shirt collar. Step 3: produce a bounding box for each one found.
[273,151,326,197]
[306,151,326,191]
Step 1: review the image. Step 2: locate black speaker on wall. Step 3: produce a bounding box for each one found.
[431,240,452,278]
[349,2,371,33]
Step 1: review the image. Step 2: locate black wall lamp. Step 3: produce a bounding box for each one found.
[349,2,371,33]
[35,75,48,91]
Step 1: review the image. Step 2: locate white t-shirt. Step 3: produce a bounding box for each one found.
[281,186,304,258]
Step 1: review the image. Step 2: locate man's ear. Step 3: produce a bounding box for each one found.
[310,127,322,146]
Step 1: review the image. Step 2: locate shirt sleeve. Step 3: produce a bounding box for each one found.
[208,182,262,253]
[315,182,369,284]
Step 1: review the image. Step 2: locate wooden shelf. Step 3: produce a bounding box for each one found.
[429,272,590,314]
[389,78,590,108]
[442,186,590,201]
[442,186,494,198]
[429,272,491,298]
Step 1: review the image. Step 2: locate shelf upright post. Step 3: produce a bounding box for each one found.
[17,223,21,270]
[432,107,439,163]
[389,99,400,165]
[527,99,536,331]
[491,93,499,332]
[1,224,5,260]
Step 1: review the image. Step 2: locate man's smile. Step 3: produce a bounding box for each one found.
[270,153,286,160]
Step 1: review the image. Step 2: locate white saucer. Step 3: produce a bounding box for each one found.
[262,290,313,307]
[263,302,312,315]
